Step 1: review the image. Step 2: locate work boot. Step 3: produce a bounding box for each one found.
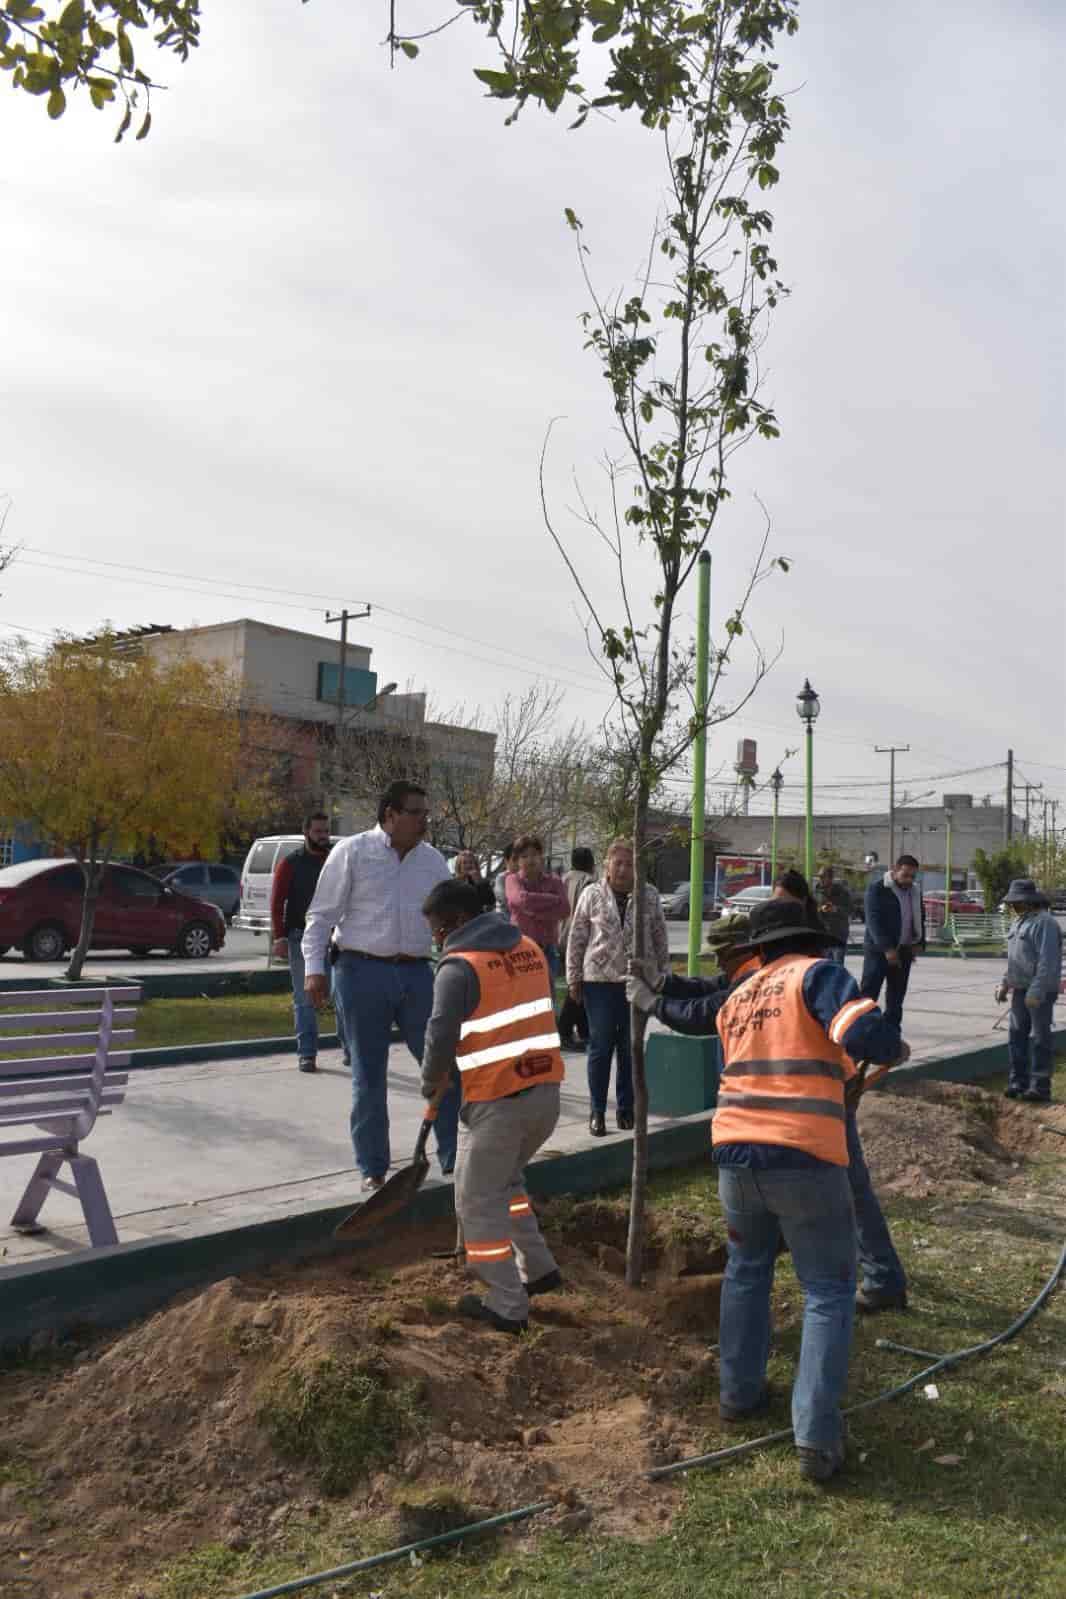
[456,1294,527,1335]
[616,1110,635,1131]
[855,1286,908,1314]
[298,1057,317,1074]
[797,1437,846,1483]
[361,1175,385,1194]
[719,1387,773,1424]
[1004,1084,1023,1100]
[589,1111,607,1138]
[526,1268,564,1298]
[1022,1087,1052,1104]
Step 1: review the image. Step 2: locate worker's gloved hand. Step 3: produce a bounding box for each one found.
[421,1078,439,1100]
[625,974,659,1014]
[994,982,1009,1005]
[1025,990,1042,1011]
[628,957,665,992]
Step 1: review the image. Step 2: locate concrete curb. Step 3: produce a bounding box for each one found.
[0,969,293,999]
[127,1034,340,1069]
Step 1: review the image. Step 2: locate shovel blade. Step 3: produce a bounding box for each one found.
[333,1156,430,1241]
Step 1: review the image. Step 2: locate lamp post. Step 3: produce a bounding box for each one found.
[769,768,784,883]
[796,679,820,884]
[944,806,953,940]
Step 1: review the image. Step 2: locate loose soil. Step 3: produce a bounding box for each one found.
[1,1078,1063,1599]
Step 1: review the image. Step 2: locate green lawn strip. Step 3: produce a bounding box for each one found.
[139,1067,1066,1599]
[2,990,322,1057]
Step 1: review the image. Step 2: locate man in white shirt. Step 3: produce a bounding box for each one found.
[303,780,454,1192]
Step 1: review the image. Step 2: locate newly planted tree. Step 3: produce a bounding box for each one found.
[531,0,798,1282]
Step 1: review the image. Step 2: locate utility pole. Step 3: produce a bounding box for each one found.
[1005,749,1014,840]
[875,744,910,865]
[324,605,371,822]
[1019,779,1043,839]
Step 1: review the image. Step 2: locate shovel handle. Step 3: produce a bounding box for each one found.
[413,1074,453,1163]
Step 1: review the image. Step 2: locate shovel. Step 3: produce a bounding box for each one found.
[333,1077,451,1242]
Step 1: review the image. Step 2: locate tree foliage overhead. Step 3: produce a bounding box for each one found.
[0,0,199,136]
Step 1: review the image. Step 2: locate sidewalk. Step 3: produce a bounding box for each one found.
[0,958,1050,1271]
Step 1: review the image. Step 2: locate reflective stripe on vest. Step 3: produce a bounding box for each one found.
[466,1239,514,1263]
[509,1194,532,1217]
[448,938,565,1103]
[714,953,856,1165]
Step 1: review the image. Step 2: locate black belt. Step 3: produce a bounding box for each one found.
[341,949,428,965]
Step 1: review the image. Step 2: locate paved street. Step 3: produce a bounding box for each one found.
[1,925,273,983]
[4,956,1052,1271]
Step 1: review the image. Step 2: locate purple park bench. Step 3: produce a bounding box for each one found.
[1,986,141,1248]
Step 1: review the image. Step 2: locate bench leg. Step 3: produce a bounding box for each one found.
[11,1150,65,1234]
[69,1155,119,1248]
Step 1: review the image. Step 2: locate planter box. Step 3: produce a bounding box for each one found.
[647,1031,721,1117]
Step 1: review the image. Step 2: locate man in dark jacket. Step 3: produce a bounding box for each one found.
[271,812,331,1073]
[860,854,925,1028]
[816,866,852,964]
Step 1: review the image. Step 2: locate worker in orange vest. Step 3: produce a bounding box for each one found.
[629,898,909,1483]
[420,878,565,1335]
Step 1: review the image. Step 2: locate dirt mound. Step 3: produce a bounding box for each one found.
[856,1078,1062,1198]
[0,1207,727,1597]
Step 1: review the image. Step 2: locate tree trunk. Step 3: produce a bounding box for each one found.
[624,772,653,1287]
[65,859,103,982]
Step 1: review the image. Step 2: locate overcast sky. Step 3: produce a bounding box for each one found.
[1,0,1063,822]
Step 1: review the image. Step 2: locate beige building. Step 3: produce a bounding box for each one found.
[136,619,495,837]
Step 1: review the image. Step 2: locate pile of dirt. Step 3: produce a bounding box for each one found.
[856,1078,1063,1198]
[0,1205,728,1597]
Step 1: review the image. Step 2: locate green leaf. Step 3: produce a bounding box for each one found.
[563,206,582,230]
[473,66,517,98]
[58,0,84,31]
[117,27,134,71]
[135,108,152,141]
[399,39,419,59]
[46,84,65,119]
[757,163,779,189]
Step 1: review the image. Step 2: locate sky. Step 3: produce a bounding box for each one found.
[1,0,1063,825]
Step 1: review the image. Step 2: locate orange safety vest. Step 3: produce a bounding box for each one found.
[449,937,565,1103]
[713,953,875,1165]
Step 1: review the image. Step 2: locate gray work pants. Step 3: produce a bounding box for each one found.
[456,1082,560,1322]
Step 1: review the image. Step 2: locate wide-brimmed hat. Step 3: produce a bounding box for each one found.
[704,911,752,955]
[1002,878,1049,906]
[744,899,837,948]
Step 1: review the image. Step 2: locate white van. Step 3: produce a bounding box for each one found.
[234,834,342,934]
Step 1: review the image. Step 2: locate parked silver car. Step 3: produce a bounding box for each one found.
[155,862,241,923]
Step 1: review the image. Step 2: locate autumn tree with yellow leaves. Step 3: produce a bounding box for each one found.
[0,630,273,979]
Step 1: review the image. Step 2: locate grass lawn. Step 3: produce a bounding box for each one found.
[139,1059,1066,1599]
[4,990,320,1056]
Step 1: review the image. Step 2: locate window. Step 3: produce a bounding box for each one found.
[247,842,280,875]
[110,867,161,899]
[209,866,237,885]
[48,865,84,894]
[0,837,12,868]
[175,865,207,885]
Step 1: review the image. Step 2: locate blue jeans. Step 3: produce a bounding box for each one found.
[584,981,633,1117]
[826,944,847,966]
[718,1163,856,1452]
[288,931,319,1061]
[860,946,914,1029]
[539,943,561,984]
[332,954,459,1181]
[1008,988,1055,1096]
[846,1110,907,1296]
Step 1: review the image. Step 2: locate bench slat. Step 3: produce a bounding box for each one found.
[0,987,142,1008]
[0,1029,136,1054]
[0,1072,128,1098]
[0,1052,132,1080]
[0,1096,123,1126]
[0,1009,138,1034]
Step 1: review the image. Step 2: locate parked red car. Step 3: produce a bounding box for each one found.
[0,859,226,961]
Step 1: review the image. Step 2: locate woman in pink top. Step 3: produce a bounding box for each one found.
[505,834,570,984]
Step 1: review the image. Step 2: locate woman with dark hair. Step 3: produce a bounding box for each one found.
[774,868,824,933]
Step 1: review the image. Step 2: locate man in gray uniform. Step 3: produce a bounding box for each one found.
[421,879,565,1334]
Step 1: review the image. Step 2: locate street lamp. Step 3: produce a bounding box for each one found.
[796,679,820,883]
[769,768,784,882]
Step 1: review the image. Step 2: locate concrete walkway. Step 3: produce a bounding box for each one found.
[1,957,1049,1272]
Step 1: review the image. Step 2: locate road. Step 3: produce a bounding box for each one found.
[1,925,275,983]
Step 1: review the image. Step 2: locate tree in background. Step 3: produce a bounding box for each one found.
[971,843,1030,915]
[0,630,273,979]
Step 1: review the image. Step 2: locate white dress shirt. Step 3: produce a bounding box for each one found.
[302,825,450,976]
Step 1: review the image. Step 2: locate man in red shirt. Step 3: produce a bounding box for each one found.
[271,812,331,1073]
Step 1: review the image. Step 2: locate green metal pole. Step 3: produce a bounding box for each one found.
[944,811,953,941]
[770,777,780,884]
[804,723,814,884]
[688,551,711,976]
